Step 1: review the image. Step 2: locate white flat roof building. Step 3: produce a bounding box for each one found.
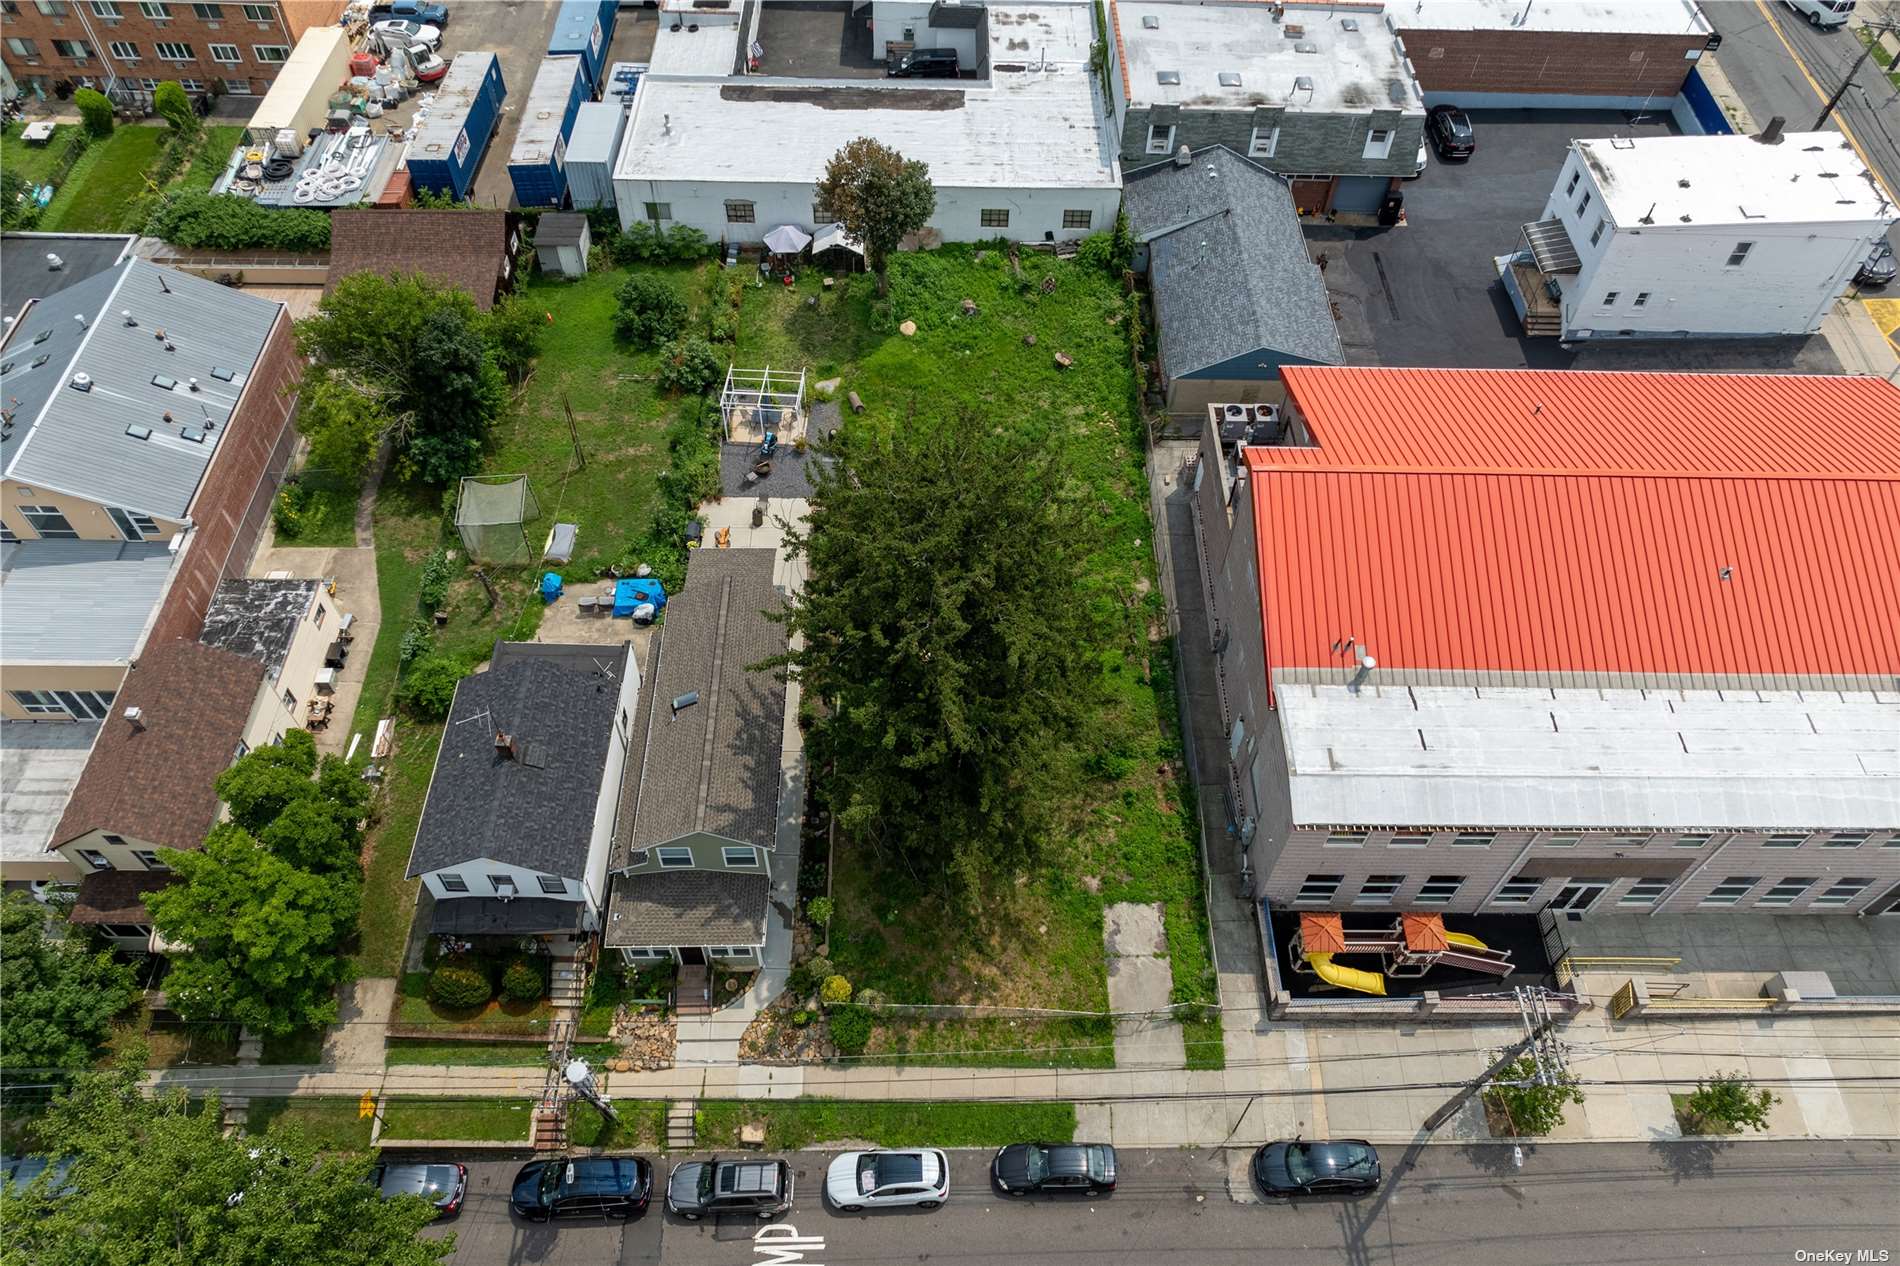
[1395,0,1711,36]
[1576,132,1892,228]
[1113,0,1423,113]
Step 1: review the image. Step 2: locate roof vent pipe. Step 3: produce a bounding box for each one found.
[123,706,145,731]
[1349,652,1376,693]
[46,253,63,271]
[122,310,137,327]
[1755,115,1785,145]
[188,377,200,392]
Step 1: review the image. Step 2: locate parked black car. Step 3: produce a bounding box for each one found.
[888,47,960,78]
[510,1157,651,1222]
[1427,105,1475,160]
[990,1143,1117,1196]
[370,1162,468,1217]
[1856,240,1895,288]
[1251,1139,1381,1197]
[666,1157,794,1221]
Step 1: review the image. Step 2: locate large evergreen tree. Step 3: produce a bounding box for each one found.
[768,412,1109,900]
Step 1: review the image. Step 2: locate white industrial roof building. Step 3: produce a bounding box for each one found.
[612,0,1121,245]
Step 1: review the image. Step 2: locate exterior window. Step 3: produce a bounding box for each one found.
[92,1,123,14]
[209,42,239,60]
[102,923,149,938]
[1575,191,1591,218]
[722,846,759,868]
[1295,874,1343,904]
[1673,833,1711,849]
[1812,877,1872,906]
[1619,879,1670,905]
[133,849,167,870]
[1416,874,1465,904]
[812,201,834,224]
[1388,833,1428,848]
[643,201,671,221]
[138,0,169,16]
[1633,292,1650,307]
[109,40,140,58]
[1061,209,1092,230]
[1589,218,1605,246]
[107,507,159,540]
[1824,832,1868,848]
[1701,875,1760,906]
[1451,832,1494,848]
[1145,123,1175,155]
[240,1,271,17]
[438,873,469,893]
[281,688,296,711]
[1249,126,1278,158]
[620,947,669,961]
[1565,169,1580,197]
[980,208,1009,228]
[657,847,693,868]
[1542,833,1580,847]
[1763,833,1807,848]
[52,39,94,58]
[1326,831,1366,848]
[191,2,222,16]
[710,945,758,959]
[250,43,287,61]
[1726,241,1753,267]
[155,41,193,59]
[79,849,111,870]
[312,604,325,627]
[4,37,37,57]
[1493,879,1541,905]
[1602,291,1618,306]
[10,690,112,719]
[490,874,517,894]
[12,691,68,715]
[222,76,252,92]
[1355,874,1403,904]
[1362,128,1393,160]
[103,834,126,846]
[536,874,566,895]
[1757,877,1815,907]
[724,200,755,224]
[36,0,70,12]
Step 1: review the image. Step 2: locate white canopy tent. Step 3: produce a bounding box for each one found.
[762,224,813,255]
[812,223,864,257]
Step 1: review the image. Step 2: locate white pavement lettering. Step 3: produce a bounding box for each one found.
[753,1223,827,1266]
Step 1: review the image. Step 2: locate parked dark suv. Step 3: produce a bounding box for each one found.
[667,1157,794,1220]
[1427,105,1475,160]
[510,1158,652,1222]
[888,47,960,78]
[990,1143,1117,1196]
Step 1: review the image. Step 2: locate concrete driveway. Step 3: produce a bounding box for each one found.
[1313,109,1844,373]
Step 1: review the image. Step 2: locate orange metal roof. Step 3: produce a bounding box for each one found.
[1299,913,1347,954]
[1401,913,1449,953]
[1246,369,1900,680]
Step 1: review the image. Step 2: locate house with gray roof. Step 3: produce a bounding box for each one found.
[0,232,136,320]
[406,640,641,941]
[1123,145,1344,415]
[604,548,791,983]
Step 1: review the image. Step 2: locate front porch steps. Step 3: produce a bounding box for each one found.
[532,1102,567,1151]
[551,961,587,1008]
[676,963,714,1016]
[666,1100,697,1151]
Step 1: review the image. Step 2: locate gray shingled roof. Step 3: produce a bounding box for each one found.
[198,579,318,678]
[405,642,629,878]
[606,869,770,947]
[1123,146,1344,378]
[0,259,282,520]
[618,549,789,858]
[0,539,177,665]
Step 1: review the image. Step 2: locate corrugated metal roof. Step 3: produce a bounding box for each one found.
[1522,219,1580,274]
[1,259,282,519]
[1278,684,1900,830]
[1245,369,1900,682]
[0,539,177,664]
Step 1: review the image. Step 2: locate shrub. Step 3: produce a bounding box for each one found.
[828,1004,872,1056]
[567,1100,607,1146]
[417,548,454,613]
[144,191,331,252]
[397,652,469,720]
[1683,1072,1777,1134]
[707,311,737,344]
[270,481,323,539]
[805,897,834,928]
[1486,1057,1584,1136]
[153,81,197,134]
[664,225,713,262]
[819,974,853,1006]
[656,336,721,395]
[787,954,834,999]
[427,957,492,1009]
[397,617,432,667]
[499,959,546,1004]
[482,293,544,383]
[613,274,686,346]
[72,88,114,138]
[791,1009,813,1028]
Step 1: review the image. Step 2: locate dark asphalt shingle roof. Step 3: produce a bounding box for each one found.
[606,868,770,947]
[536,213,588,247]
[1123,146,1344,378]
[325,210,511,311]
[428,895,588,936]
[67,869,175,924]
[405,642,629,878]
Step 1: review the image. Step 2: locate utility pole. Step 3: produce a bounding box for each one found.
[1421,991,1565,1132]
[1814,20,1900,131]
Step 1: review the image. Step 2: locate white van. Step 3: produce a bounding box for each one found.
[1783,0,1855,27]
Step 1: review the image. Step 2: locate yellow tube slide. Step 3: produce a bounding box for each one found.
[1305,952,1386,996]
[1444,932,1489,951]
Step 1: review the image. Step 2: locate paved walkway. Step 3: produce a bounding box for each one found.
[1105,902,1186,1069]
[324,978,397,1072]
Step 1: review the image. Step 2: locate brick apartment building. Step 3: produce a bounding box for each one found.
[1192,366,1900,919]
[0,0,341,103]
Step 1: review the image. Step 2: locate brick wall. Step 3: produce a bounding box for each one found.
[0,1,336,99]
[1401,29,1708,99]
[146,306,302,647]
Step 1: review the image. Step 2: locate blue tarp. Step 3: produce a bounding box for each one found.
[541,572,565,603]
[613,577,666,616]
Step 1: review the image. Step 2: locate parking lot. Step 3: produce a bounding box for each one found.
[1313,109,1845,374]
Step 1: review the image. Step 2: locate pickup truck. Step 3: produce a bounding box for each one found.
[368,0,448,26]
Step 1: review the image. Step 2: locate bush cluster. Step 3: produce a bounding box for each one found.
[427,956,492,1010]
[613,274,687,347]
[827,1004,872,1056]
[144,191,331,252]
[270,481,327,540]
[656,336,721,394]
[396,652,469,720]
[499,959,546,1004]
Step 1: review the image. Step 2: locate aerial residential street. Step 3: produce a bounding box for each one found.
[431,1142,1900,1266]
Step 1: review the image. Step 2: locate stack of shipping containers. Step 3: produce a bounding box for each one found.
[407,52,507,201]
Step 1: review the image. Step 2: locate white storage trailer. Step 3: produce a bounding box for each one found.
[564,99,628,211]
[246,26,353,140]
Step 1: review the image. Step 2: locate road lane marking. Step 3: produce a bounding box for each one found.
[1750,0,1897,203]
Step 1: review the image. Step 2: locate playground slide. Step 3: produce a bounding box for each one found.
[1444,931,1488,950]
[1306,952,1386,996]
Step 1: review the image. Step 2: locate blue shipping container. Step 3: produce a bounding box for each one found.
[408,52,506,201]
[604,60,646,104]
[547,0,616,96]
[508,55,586,208]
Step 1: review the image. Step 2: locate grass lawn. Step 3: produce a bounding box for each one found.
[759,248,1219,1069]
[1854,26,1900,90]
[259,1026,327,1065]
[575,1098,669,1150]
[394,970,556,1038]
[1670,1092,1747,1137]
[1,121,75,186]
[696,1100,1076,1151]
[103,1007,239,1069]
[247,1097,372,1152]
[378,1097,536,1143]
[39,125,168,232]
[385,1039,616,1067]
[273,469,361,550]
[179,125,243,194]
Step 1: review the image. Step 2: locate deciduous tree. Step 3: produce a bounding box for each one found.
[1683,1071,1778,1134]
[403,305,505,484]
[294,374,391,483]
[814,137,936,295]
[0,893,139,1090]
[214,728,318,834]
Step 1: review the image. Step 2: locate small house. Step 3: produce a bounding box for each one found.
[536,213,593,278]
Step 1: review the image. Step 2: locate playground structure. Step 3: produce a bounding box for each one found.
[1289,912,1514,997]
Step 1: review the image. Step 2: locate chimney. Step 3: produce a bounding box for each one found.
[1755,115,1785,146]
[494,731,520,760]
[1174,143,1192,168]
[123,706,146,731]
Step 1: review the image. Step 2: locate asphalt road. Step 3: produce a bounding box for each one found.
[430,1140,1900,1266]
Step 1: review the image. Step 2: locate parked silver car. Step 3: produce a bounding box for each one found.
[824,1149,948,1212]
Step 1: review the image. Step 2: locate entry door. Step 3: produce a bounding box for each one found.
[1547,882,1610,913]
[678,947,707,966]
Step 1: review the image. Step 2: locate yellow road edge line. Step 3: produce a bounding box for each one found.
[1750,0,1897,205]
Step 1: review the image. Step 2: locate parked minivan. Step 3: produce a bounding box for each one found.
[888,48,960,78]
[1782,0,1854,27]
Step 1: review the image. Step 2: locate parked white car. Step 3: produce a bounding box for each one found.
[824,1149,949,1212]
[370,19,441,47]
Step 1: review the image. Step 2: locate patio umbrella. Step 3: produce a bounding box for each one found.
[763,224,813,255]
